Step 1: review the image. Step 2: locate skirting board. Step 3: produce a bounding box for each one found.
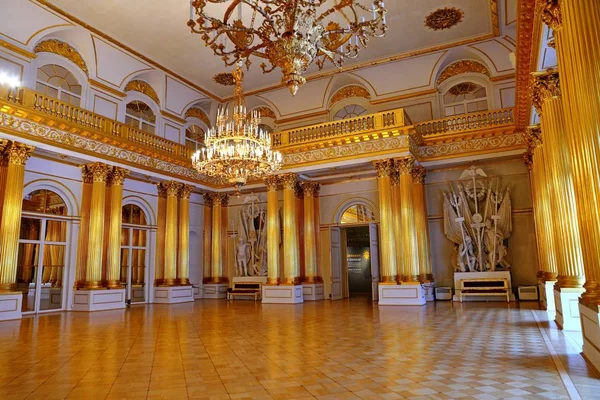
[0,292,22,321]
[262,285,303,304]
[378,284,426,306]
[154,285,195,304]
[203,283,228,299]
[72,288,126,312]
[302,283,325,301]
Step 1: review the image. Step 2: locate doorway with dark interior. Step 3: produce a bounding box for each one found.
[345,226,373,299]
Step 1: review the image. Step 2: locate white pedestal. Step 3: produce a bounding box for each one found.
[203,283,228,299]
[423,282,435,302]
[262,285,303,304]
[378,283,426,306]
[153,285,194,304]
[72,289,126,312]
[453,271,516,301]
[579,301,600,373]
[554,288,583,330]
[539,281,557,311]
[0,292,22,321]
[302,283,324,301]
[193,285,202,299]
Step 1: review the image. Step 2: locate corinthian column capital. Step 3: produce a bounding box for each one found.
[264,175,280,191]
[301,181,320,198]
[280,173,298,190]
[530,69,560,115]
[3,141,34,166]
[373,159,393,178]
[179,184,194,200]
[164,181,183,197]
[109,167,130,186]
[395,156,415,176]
[203,192,214,206]
[157,182,168,198]
[85,162,112,183]
[412,165,427,184]
[538,0,561,30]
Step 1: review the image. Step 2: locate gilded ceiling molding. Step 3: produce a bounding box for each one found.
[436,60,491,86]
[0,39,36,59]
[33,39,88,74]
[329,85,371,107]
[514,0,538,130]
[252,106,277,120]
[124,80,160,105]
[425,7,464,31]
[184,107,210,126]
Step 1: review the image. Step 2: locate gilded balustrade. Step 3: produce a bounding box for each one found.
[414,108,514,136]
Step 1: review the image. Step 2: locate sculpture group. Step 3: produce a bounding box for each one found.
[443,166,512,272]
[234,193,268,277]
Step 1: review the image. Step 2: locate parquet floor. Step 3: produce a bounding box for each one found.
[0,297,598,399]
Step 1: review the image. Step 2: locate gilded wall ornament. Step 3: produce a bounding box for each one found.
[34,39,89,74]
[522,149,534,170]
[448,82,479,96]
[425,8,464,31]
[185,107,210,126]
[436,60,491,86]
[530,69,560,116]
[329,85,371,107]
[538,0,561,30]
[124,80,160,105]
[418,133,524,158]
[524,125,543,149]
[213,72,236,86]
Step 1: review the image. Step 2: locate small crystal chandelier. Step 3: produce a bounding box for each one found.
[192,61,283,191]
[188,0,387,95]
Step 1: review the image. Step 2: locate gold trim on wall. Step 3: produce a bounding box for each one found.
[92,94,119,120]
[370,89,438,106]
[0,39,36,59]
[89,79,126,98]
[125,80,160,105]
[160,110,186,125]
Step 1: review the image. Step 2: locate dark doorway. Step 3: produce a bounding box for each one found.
[345,226,372,296]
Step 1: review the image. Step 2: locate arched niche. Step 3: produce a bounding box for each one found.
[122,196,156,226]
[23,180,79,216]
[333,198,380,225]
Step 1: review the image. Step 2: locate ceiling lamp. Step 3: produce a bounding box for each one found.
[192,62,283,191]
[188,0,388,95]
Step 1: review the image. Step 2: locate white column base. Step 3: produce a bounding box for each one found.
[378,283,426,306]
[579,301,600,374]
[0,292,22,321]
[193,285,202,299]
[302,283,324,301]
[262,285,304,304]
[72,288,126,312]
[203,283,228,299]
[423,282,435,302]
[153,285,194,304]
[554,288,584,330]
[539,281,557,312]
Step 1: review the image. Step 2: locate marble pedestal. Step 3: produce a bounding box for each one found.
[423,282,435,302]
[154,285,194,304]
[262,285,303,304]
[202,283,228,299]
[554,288,584,330]
[302,283,324,301]
[579,301,600,374]
[378,283,426,306]
[0,292,22,321]
[539,280,557,312]
[72,288,126,311]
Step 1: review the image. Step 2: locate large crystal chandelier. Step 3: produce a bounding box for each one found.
[188,0,387,95]
[192,62,282,190]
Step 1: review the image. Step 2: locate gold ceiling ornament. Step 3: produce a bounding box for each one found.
[188,0,387,96]
[436,60,490,85]
[33,39,88,74]
[424,7,464,31]
[185,107,210,126]
[124,80,160,105]
[213,72,236,86]
[192,61,283,192]
[329,85,371,107]
[250,106,277,120]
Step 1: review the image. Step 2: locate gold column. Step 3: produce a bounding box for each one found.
[221,195,229,278]
[83,162,112,289]
[412,166,433,282]
[396,156,420,283]
[163,181,182,286]
[0,139,9,222]
[106,167,129,288]
[391,168,403,281]
[178,184,194,285]
[202,193,213,283]
[540,0,600,302]
[301,181,320,283]
[75,167,93,287]
[531,71,585,289]
[373,160,397,283]
[211,193,223,283]
[0,142,34,291]
[155,184,167,285]
[264,176,280,285]
[281,173,299,284]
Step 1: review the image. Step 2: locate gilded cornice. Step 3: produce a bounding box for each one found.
[329,85,371,107]
[0,39,36,59]
[530,69,560,115]
[185,107,210,126]
[125,80,160,105]
[436,60,491,86]
[160,110,187,125]
[89,79,126,98]
[514,0,539,130]
[34,39,88,74]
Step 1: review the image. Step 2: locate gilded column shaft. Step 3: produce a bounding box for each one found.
[211,194,223,282]
[0,142,34,291]
[374,160,397,283]
[265,177,280,285]
[155,184,167,285]
[202,194,213,282]
[76,168,93,286]
[163,181,182,286]
[0,139,8,221]
[391,173,403,280]
[301,182,320,282]
[412,166,432,282]
[281,173,299,284]
[397,157,420,283]
[106,168,129,288]
[178,185,193,285]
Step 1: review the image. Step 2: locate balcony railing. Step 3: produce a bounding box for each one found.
[414,108,514,137]
[272,109,411,148]
[1,86,193,163]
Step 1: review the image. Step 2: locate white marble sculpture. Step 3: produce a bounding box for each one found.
[235,193,268,276]
[443,166,512,272]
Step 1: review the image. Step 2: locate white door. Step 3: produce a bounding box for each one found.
[330,227,343,300]
[369,223,380,301]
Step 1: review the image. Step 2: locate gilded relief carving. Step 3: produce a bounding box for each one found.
[34,39,89,74]
[184,107,210,126]
[124,80,160,105]
[436,61,491,86]
[329,85,371,107]
[425,8,464,31]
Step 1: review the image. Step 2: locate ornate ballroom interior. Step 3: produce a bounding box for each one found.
[0,0,599,399]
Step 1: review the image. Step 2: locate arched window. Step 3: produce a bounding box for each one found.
[35,64,82,106]
[443,82,488,117]
[185,125,205,150]
[340,204,376,224]
[125,101,156,134]
[22,189,68,216]
[334,104,367,121]
[122,204,148,225]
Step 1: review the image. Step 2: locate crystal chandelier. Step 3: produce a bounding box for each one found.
[188,0,387,95]
[191,62,283,191]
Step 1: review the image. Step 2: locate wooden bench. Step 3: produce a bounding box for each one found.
[459,278,510,302]
[227,282,262,301]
